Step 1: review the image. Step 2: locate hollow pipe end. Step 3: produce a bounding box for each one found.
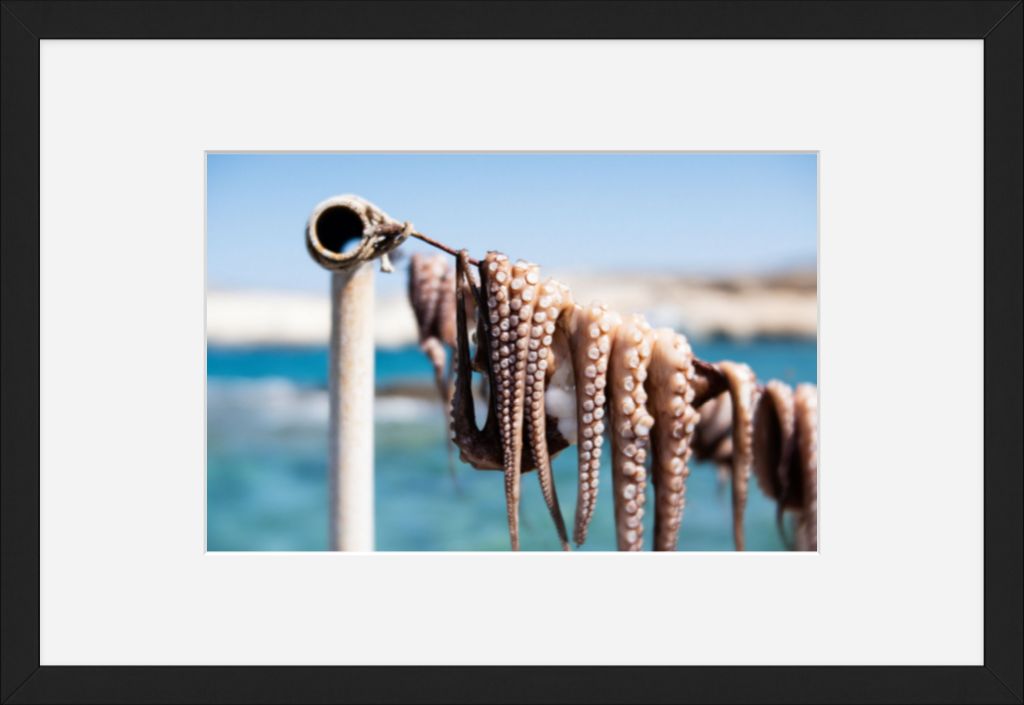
[306,195,409,272]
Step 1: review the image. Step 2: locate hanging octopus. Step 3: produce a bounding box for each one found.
[408,253,462,483]
[317,194,815,551]
[407,253,457,401]
[432,251,790,553]
[717,362,758,551]
[647,329,699,552]
[752,381,818,550]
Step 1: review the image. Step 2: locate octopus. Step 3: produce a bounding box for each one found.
[647,329,699,551]
[407,253,457,401]
[551,299,620,546]
[410,247,816,552]
[717,362,758,551]
[447,252,573,550]
[408,253,462,480]
[752,381,818,550]
[605,315,657,550]
[691,392,734,470]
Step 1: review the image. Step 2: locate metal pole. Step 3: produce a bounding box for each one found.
[328,265,375,550]
[306,195,410,552]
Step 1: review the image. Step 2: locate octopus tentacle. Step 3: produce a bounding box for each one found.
[478,253,536,550]
[648,329,699,551]
[752,381,797,545]
[752,381,795,501]
[692,392,734,470]
[752,380,819,551]
[408,253,455,402]
[691,359,731,407]
[522,275,571,549]
[718,361,758,551]
[608,314,656,551]
[408,253,445,335]
[449,250,502,470]
[753,383,798,541]
[793,384,818,551]
[437,265,458,351]
[554,302,620,547]
[409,254,461,486]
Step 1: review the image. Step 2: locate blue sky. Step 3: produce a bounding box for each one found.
[207,152,817,295]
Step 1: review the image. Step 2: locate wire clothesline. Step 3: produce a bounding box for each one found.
[408,227,480,266]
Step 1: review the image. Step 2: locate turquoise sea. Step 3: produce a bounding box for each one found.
[207,339,816,551]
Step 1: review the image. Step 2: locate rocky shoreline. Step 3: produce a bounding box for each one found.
[207,269,816,347]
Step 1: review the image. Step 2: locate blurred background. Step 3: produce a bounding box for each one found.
[206,152,817,551]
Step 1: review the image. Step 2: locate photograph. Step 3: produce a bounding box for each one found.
[206,152,818,552]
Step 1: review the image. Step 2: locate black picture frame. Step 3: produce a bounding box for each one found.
[2,2,1020,703]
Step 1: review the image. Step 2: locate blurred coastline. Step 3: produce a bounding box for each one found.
[207,268,817,348]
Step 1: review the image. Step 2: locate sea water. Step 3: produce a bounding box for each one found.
[207,339,816,551]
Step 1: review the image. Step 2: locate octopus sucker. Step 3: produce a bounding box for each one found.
[647,329,698,551]
[792,384,818,551]
[522,273,571,550]
[608,314,656,551]
[718,361,758,551]
[556,301,621,547]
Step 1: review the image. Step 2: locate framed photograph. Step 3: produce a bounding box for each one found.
[2,1,1020,703]
[207,151,820,554]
